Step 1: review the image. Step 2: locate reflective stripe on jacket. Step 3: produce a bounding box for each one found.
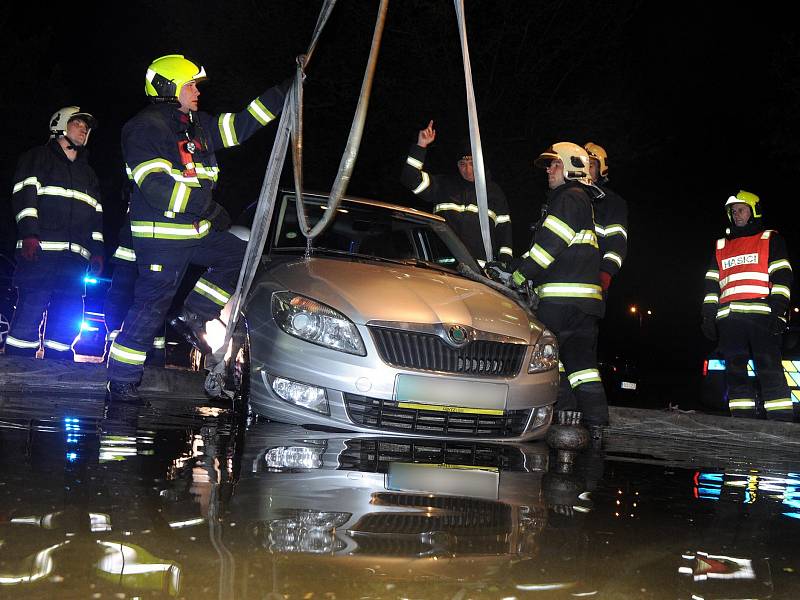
[716,231,771,303]
[703,227,793,320]
[122,84,285,250]
[401,144,513,262]
[12,139,103,261]
[514,181,602,316]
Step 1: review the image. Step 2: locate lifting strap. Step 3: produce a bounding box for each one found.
[454,0,493,263]
[293,0,388,239]
[204,0,388,397]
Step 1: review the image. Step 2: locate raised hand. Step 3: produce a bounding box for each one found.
[417,120,436,148]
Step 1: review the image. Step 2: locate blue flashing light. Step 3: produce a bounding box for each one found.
[84,276,98,284]
[66,452,78,462]
[80,321,99,332]
[699,473,724,482]
[698,487,722,499]
[707,359,756,376]
[783,512,800,520]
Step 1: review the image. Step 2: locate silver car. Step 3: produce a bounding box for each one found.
[227,191,558,441]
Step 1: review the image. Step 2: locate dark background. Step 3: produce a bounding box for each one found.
[1,1,798,394]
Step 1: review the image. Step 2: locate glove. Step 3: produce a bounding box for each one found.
[203,202,232,231]
[484,261,512,285]
[701,316,717,341]
[89,255,104,276]
[768,313,787,335]
[599,271,612,292]
[20,236,40,261]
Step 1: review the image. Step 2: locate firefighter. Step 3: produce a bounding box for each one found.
[509,142,608,435]
[400,119,513,267]
[106,54,287,402]
[6,106,103,360]
[701,191,795,421]
[584,143,628,300]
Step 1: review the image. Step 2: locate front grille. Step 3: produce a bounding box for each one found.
[352,512,509,536]
[349,494,513,556]
[369,326,526,377]
[338,438,528,472]
[344,393,530,438]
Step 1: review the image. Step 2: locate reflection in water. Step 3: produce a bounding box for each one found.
[0,396,799,598]
[694,470,800,518]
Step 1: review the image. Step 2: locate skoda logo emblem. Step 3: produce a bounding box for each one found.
[447,325,469,347]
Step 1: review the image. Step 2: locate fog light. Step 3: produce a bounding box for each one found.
[270,376,329,414]
[265,446,324,470]
[531,404,553,429]
[263,511,351,554]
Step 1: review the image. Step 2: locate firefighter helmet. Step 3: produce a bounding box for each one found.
[724,190,761,221]
[145,54,207,100]
[534,142,591,183]
[49,106,97,140]
[584,142,609,179]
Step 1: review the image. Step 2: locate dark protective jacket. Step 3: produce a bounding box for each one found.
[513,180,602,316]
[122,84,285,253]
[593,184,628,277]
[702,220,793,321]
[401,143,513,264]
[12,138,103,262]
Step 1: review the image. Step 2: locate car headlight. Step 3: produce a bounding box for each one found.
[272,291,366,356]
[264,444,325,470]
[528,329,558,373]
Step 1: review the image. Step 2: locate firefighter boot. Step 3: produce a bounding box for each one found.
[106,380,141,404]
[169,308,213,355]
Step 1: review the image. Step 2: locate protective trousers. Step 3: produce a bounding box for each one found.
[107,230,246,383]
[104,260,165,366]
[6,252,86,360]
[537,302,609,426]
[718,314,794,421]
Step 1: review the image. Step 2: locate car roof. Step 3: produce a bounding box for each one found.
[280,189,446,223]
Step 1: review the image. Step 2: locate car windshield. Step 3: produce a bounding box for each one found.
[269,192,481,274]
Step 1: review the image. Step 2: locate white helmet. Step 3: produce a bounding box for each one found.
[534,142,591,184]
[49,106,97,145]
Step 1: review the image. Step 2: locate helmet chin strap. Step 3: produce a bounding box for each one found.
[62,133,87,150]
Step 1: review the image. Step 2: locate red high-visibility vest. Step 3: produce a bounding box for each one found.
[715,231,772,303]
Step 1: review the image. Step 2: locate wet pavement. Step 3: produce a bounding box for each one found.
[1,392,800,599]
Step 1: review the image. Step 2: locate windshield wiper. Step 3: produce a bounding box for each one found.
[275,246,412,266]
[273,247,458,272]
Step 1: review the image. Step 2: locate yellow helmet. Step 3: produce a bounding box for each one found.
[534,142,591,184]
[724,190,762,221]
[584,142,609,179]
[145,54,207,101]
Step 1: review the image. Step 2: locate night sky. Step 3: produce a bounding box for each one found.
[1,1,798,375]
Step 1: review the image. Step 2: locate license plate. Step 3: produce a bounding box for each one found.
[387,462,499,500]
[621,381,637,390]
[395,374,507,415]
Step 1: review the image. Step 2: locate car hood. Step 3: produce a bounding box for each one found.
[260,257,539,342]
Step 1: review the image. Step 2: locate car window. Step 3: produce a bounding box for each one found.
[270,194,479,272]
